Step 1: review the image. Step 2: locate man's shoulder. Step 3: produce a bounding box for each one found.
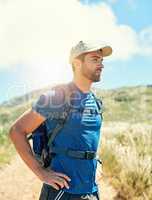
[36,83,71,108]
[32,83,72,119]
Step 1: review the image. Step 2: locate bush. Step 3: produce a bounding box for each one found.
[99,123,152,199]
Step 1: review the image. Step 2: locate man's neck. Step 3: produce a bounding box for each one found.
[72,77,92,93]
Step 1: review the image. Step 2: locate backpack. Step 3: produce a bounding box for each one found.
[28,83,103,168]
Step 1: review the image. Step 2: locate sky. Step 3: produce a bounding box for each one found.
[0,0,151,103]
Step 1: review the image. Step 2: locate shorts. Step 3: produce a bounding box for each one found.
[39,184,100,200]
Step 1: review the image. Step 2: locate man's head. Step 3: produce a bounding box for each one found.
[69,40,112,83]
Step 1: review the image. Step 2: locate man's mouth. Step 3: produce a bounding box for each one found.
[96,69,101,74]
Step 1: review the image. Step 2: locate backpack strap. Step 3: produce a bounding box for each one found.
[91,91,103,114]
[51,146,96,159]
[46,83,74,150]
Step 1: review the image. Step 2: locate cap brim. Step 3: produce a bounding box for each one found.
[84,45,112,57]
[101,46,112,57]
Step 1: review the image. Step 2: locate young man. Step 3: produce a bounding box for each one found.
[9,41,112,200]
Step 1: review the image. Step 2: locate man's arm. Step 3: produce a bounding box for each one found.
[9,109,71,190]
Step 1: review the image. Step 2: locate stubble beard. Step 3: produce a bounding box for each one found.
[81,63,102,82]
[82,69,101,82]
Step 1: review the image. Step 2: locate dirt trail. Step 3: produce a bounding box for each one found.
[0,155,116,200]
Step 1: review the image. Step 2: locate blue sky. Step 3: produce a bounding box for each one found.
[81,0,151,31]
[0,0,151,103]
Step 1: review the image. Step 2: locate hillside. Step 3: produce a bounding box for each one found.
[1,84,152,122]
[95,85,152,123]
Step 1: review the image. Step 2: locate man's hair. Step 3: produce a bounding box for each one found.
[72,53,87,72]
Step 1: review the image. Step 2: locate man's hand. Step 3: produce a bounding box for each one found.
[38,168,71,190]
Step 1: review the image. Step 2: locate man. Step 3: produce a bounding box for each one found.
[9,40,112,200]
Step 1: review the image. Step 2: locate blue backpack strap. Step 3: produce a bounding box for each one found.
[90,91,103,114]
[47,83,73,145]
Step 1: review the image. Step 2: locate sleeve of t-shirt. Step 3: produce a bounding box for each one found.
[32,88,66,119]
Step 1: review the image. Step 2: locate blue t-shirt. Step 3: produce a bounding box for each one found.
[32,82,102,194]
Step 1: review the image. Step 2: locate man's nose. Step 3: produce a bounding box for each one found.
[101,63,104,68]
[97,63,104,69]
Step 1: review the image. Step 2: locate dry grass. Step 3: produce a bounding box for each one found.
[99,122,152,200]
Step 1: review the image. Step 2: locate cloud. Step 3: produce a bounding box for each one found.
[0,0,151,69]
[139,26,152,56]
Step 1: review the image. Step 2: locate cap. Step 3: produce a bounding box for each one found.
[69,40,112,64]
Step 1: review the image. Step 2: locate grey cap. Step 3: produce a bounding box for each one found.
[69,40,112,64]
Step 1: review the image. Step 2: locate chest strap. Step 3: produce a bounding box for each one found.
[50,146,97,160]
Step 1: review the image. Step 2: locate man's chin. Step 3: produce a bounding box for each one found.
[93,79,100,83]
[88,74,101,82]
[93,76,101,82]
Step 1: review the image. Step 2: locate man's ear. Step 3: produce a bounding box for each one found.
[73,58,82,68]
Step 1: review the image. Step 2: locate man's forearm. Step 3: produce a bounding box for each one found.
[9,126,44,180]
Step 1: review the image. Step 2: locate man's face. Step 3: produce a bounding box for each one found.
[80,51,104,82]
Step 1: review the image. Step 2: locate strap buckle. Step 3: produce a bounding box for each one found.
[84,151,96,159]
